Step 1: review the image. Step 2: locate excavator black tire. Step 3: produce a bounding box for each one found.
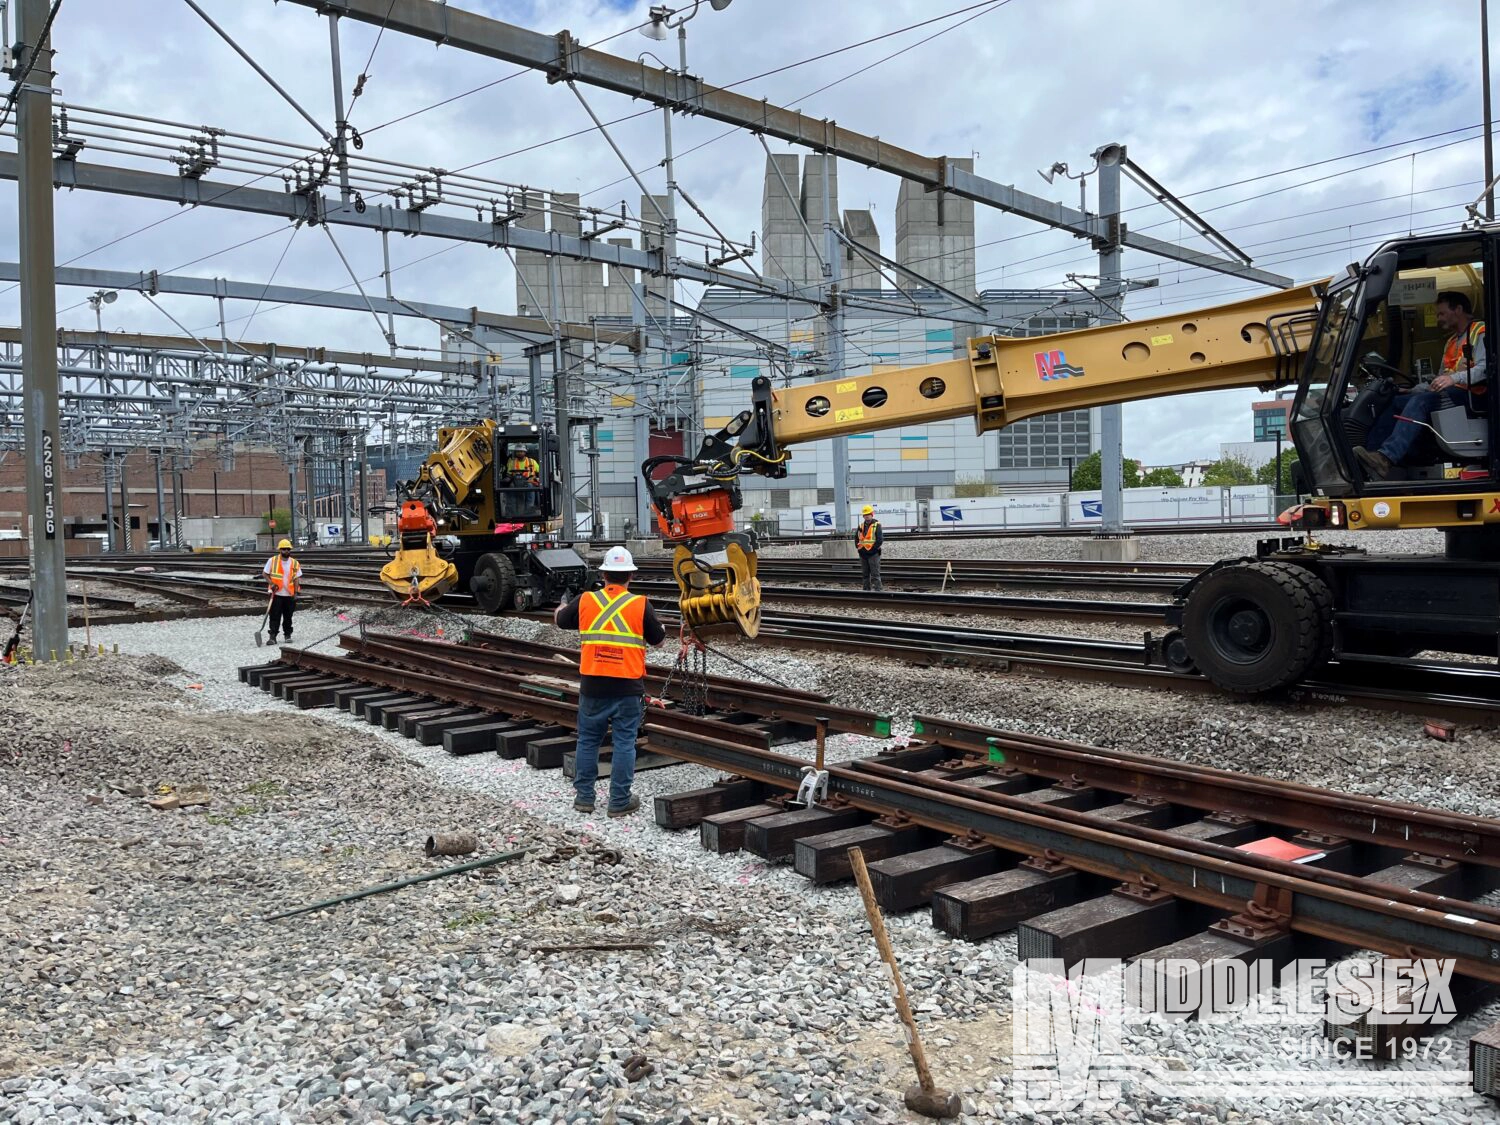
[471,552,517,615]
[1283,563,1335,671]
[1180,560,1331,695]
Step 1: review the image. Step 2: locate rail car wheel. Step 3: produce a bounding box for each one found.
[1160,630,1197,675]
[1181,561,1331,694]
[471,552,517,615]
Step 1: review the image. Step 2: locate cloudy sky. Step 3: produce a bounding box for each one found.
[0,0,1491,462]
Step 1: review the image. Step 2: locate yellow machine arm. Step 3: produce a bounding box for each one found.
[737,285,1321,463]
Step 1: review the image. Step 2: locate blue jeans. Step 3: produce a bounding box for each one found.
[1378,387,1468,464]
[573,693,643,811]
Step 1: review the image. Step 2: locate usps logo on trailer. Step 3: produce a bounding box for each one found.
[939,505,964,523]
[1035,349,1087,381]
[811,511,834,528]
[325,524,342,538]
[1079,500,1103,519]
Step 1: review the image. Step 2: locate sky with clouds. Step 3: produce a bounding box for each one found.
[0,0,1493,463]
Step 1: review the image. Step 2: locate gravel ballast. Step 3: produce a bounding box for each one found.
[5,527,1500,1123]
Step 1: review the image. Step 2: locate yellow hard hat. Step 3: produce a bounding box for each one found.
[861,505,874,515]
[278,538,293,549]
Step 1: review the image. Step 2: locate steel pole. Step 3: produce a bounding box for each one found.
[102,453,116,553]
[118,453,130,552]
[358,436,369,543]
[821,155,850,534]
[587,419,602,540]
[1096,149,1128,536]
[287,467,298,544]
[527,348,543,427]
[16,0,66,654]
[171,461,185,548]
[340,437,351,545]
[554,354,575,540]
[631,282,653,539]
[1487,0,1496,219]
[327,11,351,203]
[154,452,166,549]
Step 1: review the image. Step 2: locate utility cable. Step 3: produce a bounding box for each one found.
[583,0,1012,201]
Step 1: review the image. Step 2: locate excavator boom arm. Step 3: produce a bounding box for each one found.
[733,284,1322,469]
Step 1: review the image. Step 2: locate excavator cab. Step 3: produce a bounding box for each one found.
[1291,234,1494,499]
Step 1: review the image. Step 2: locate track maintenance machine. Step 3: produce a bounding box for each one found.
[646,230,1500,694]
[380,420,588,613]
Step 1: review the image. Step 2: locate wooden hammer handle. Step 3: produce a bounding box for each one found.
[848,845,938,1095]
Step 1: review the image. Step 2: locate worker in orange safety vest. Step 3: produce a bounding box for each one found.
[856,504,884,591]
[553,546,666,817]
[262,538,303,644]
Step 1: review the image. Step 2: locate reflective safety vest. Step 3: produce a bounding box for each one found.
[578,585,647,679]
[857,519,880,552]
[267,555,302,595]
[1442,320,1487,392]
[507,453,540,480]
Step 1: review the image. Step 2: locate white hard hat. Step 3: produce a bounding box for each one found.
[601,545,637,572]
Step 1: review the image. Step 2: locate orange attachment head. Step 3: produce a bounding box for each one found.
[655,487,737,542]
[397,499,437,534]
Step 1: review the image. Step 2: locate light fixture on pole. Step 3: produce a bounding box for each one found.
[638,1,733,65]
[87,288,117,334]
[640,4,671,40]
[1037,159,1095,214]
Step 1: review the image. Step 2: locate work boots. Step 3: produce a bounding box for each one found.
[1354,446,1393,480]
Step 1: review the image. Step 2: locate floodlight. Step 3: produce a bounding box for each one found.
[640,4,670,39]
[709,0,733,9]
[101,290,117,304]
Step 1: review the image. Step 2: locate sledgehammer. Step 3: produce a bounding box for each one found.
[847,846,961,1119]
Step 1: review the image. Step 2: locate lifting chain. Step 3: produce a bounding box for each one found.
[658,623,709,716]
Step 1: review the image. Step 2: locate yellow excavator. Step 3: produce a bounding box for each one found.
[381,420,588,613]
[645,230,1500,693]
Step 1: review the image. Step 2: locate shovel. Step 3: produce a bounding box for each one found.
[253,594,275,647]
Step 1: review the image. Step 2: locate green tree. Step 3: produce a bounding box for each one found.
[1069,451,1142,491]
[1139,466,1184,487]
[261,507,291,534]
[952,473,995,498]
[1200,456,1257,487]
[1256,451,1299,491]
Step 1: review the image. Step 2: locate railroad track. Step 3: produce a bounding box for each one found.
[38,555,1500,716]
[241,629,1500,1090]
[5,551,1203,595]
[670,607,1500,723]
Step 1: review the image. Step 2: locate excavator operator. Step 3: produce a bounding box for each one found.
[1357,290,1487,480]
[504,446,541,484]
[500,444,542,519]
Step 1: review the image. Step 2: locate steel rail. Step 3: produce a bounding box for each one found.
[909,714,1500,868]
[348,629,894,737]
[643,726,1500,983]
[630,579,1170,624]
[277,643,776,750]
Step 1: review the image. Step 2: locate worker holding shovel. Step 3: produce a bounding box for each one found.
[259,539,302,646]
